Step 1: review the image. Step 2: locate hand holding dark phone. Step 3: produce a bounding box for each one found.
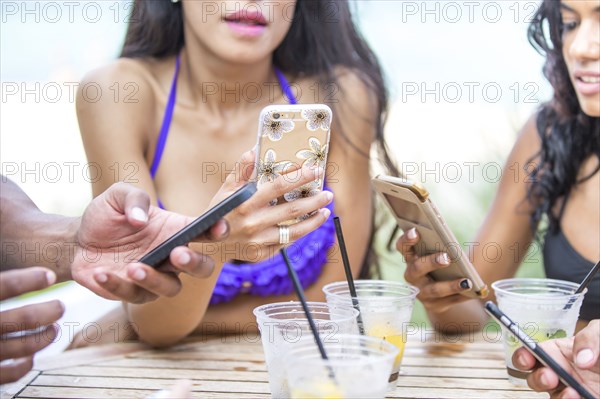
[485,301,595,399]
[139,183,257,268]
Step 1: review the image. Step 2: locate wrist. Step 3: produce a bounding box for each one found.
[30,213,80,282]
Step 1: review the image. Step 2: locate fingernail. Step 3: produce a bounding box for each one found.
[132,268,146,281]
[322,208,331,219]
[96,273,108,283]
[576,349,594,366]
[324,191,333,202]
[437,253,450,265]
[46,271,57,286]
[407,228,417,239]
[540,372,549,387]
[178,252,191,265]
[515,352,526,367]
[460,279,472,290]
[131,207,148,223]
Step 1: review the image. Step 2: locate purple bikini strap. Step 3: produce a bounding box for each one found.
[274,67,298,104]
[150,55,181,179]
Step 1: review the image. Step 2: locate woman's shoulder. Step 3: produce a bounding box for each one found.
[513,112,542,155]
[77,57,178,105]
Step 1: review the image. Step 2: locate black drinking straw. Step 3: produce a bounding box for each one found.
[563,259,600,310]
[280,248,329,360]
[333,217,365,335]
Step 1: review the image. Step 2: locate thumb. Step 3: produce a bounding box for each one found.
[573,320,600,369]
[105,182,151,227]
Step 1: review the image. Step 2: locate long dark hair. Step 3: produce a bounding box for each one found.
[121,0,398,277]
[526,0,600,234]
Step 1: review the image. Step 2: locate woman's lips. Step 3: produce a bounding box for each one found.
[224,10,267,37]
[573,71,600,96]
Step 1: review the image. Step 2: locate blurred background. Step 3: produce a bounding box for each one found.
[1,0,548,354]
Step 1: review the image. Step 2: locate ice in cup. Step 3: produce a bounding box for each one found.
[492,278,586,385]
[322,280,419,390]
[253,301,359,398]
[284,334,399,399]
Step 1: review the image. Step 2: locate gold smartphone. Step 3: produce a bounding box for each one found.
[373,175,488,298]
[254,104,332,225]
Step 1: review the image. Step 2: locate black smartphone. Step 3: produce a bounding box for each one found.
[139,182,257,268]
[484,301,595,399]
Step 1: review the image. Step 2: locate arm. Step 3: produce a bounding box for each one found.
[398,116,541,331]
[77,62,334,346]
[0,175,226,301]
[1,177,79,281]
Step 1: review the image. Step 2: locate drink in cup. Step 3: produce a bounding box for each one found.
[322,280,419,390]
[253,301,359,398]
[284,334,399,399]
[492,278,586,385]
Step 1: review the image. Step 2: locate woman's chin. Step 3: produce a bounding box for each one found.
[579,100,600,118]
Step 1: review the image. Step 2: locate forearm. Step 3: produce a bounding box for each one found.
[126,244,225,347]
[0,177,79,281]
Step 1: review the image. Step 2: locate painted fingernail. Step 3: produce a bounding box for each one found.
[131,207,148,223]
[407,228,417,240]
[178,252,191,265]
[576,349,594,366]
[322,208,331,219]
[132,268,146,281]
[460,279,472,290]
[46,271,57,286]
[96,273,108,283]
[324,191,333,202]
[436,253,450,265]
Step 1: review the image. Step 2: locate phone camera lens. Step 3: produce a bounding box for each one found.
[273,113,280,119]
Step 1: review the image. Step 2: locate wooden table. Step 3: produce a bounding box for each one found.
[1,333,546,399]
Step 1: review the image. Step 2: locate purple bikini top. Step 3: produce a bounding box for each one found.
[149,55,336,304]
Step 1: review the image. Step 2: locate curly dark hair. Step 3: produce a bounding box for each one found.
[526,0,600,234]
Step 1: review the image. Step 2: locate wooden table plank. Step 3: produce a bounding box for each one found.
[0,371,39,399]
[31,375,271,394]
[43,366,270,383]
[387,387,546,399]
[18,387,270,399]
[34,343,148,371]
[93,357,267,372]
[400,365,512,379]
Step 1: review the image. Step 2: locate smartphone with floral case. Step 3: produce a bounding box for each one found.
[254,104,332,225]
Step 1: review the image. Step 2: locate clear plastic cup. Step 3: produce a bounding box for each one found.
[284,334,399,399]
[253,301,359,398]
[322,280,419,390]
[492,278,586,385]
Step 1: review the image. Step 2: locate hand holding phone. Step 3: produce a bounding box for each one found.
[373,175,488,298]
[254,104,332,225]
[485,301,595,399]
[139,183,257,268]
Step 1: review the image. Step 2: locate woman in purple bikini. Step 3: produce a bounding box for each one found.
[77,0,397,347]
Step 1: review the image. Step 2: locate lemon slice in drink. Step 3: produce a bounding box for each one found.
[366,324,406,364]
[291,380,343,399]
